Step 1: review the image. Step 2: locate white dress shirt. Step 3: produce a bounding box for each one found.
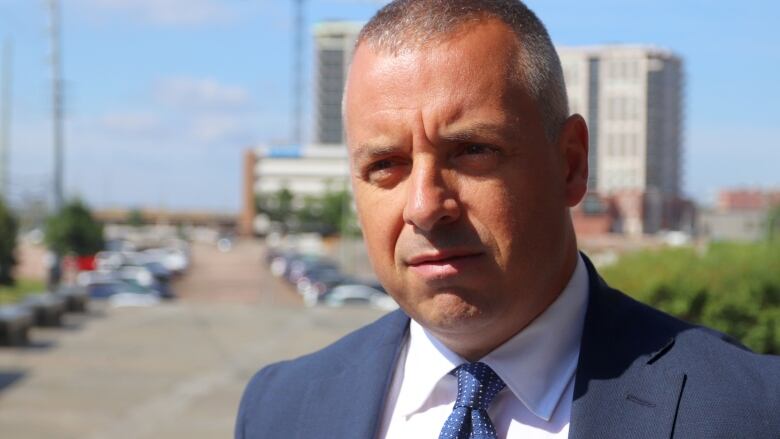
[377,254,589,439]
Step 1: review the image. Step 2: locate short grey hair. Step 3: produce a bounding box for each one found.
[355,0,569,142]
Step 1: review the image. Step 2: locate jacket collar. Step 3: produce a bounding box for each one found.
[294,309,410,439]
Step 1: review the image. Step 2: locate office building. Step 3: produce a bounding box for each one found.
[314,21,362,145]
[559,45,684,234]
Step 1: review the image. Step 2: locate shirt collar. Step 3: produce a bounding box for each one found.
[399,254,590,422]
[394,318,464,419]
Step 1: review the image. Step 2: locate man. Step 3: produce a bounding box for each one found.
[236,1,780,438]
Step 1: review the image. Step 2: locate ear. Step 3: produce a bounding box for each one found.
[558,114,589,207]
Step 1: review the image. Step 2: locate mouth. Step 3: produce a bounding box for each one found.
[405,250,484,279]
[406,251,483,266]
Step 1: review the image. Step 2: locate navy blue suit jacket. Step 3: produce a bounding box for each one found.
[236,257,780,438]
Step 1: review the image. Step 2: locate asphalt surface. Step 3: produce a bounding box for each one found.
[0,239,387,439]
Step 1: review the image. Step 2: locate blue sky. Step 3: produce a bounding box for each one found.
[0,0,778,213]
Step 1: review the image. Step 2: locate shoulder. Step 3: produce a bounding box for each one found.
[235,309,409,435]
[583,255,771,369]
[668,321,780,433]
[593,276,780,427]
[601,280,779,378]
[253,309,407,379]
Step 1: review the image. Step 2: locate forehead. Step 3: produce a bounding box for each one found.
[345,20,522,141]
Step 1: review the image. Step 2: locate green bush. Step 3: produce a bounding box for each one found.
[0,278,46,305]
[0,198,18,285]
[599,241,780,354]
[44,199,104,257]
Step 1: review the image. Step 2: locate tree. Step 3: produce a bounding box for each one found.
[257,187,295,224]
[767,205,780,242]
[0,198,18,285]
[600,241,780,354]
[45,199,104,257]
[127,208,145,227]
[256,186,363,236]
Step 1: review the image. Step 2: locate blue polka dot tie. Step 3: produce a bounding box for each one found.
[438,362,506,439]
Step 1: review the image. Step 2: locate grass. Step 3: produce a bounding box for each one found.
[0,278,47,305]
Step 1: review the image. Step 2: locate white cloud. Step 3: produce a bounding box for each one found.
[154,77,250,109]
[189,114,246,144]
[77,0,235,26]
[66,77,261,151]
[98,111,163,135]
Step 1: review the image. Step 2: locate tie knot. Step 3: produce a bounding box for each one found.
[453,362,505,411]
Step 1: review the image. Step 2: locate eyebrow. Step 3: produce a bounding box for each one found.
[351,122,510,163]
[438,122,508,143]
[352,143,405,163]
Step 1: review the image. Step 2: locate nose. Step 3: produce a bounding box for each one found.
[402,158,460,232]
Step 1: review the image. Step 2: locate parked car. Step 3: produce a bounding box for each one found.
[94,251,125,271]
[20,293,67,327]
[143,247,189,275]
[295,265,343,293]
[116,265,174,300]
[108,291,161,308]
[0,305,33,345]
[298,270,352,306]
[84,278,161,306]
[322,284,398,310]
[54,285,89,313]
[269,251,297,278]
[287,255,339,284]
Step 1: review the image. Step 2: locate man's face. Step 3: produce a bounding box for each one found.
[345,20,584,349]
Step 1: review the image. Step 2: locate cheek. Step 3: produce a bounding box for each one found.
[354,186,405,267]
[466,176,558,260]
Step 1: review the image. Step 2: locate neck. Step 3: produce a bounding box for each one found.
[435,240,580,362]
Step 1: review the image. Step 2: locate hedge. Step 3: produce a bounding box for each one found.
[599,241,780,354]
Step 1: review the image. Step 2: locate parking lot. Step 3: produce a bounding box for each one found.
[0,239,387,439]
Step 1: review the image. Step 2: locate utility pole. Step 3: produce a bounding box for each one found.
[0,38,11,200]
[48,0,64,212]
[292,0,305,146]
[47,0,65,290]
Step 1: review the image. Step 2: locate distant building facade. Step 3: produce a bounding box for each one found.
[559,45,685,235]
[252,145,349,197]
[716,189,780,212]
[243,145,350,234]
[697,188,780,242]
[314,21,362,145]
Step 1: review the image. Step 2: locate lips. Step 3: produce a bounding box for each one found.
[405,250,483,267]
[405,249,484,280]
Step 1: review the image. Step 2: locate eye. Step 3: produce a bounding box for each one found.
[362,157,409,187]
[368,158,395,171]
[453,143,501,174]
[460,143,496,155]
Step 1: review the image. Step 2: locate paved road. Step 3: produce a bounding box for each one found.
[0,239,387,439]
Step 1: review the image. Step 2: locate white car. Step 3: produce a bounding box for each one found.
[323,285,398,311]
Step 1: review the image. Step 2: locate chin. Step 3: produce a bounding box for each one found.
[416,290,490,331]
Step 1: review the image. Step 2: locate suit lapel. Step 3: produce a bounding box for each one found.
[569,257,687,439]
[295,310,410,439]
